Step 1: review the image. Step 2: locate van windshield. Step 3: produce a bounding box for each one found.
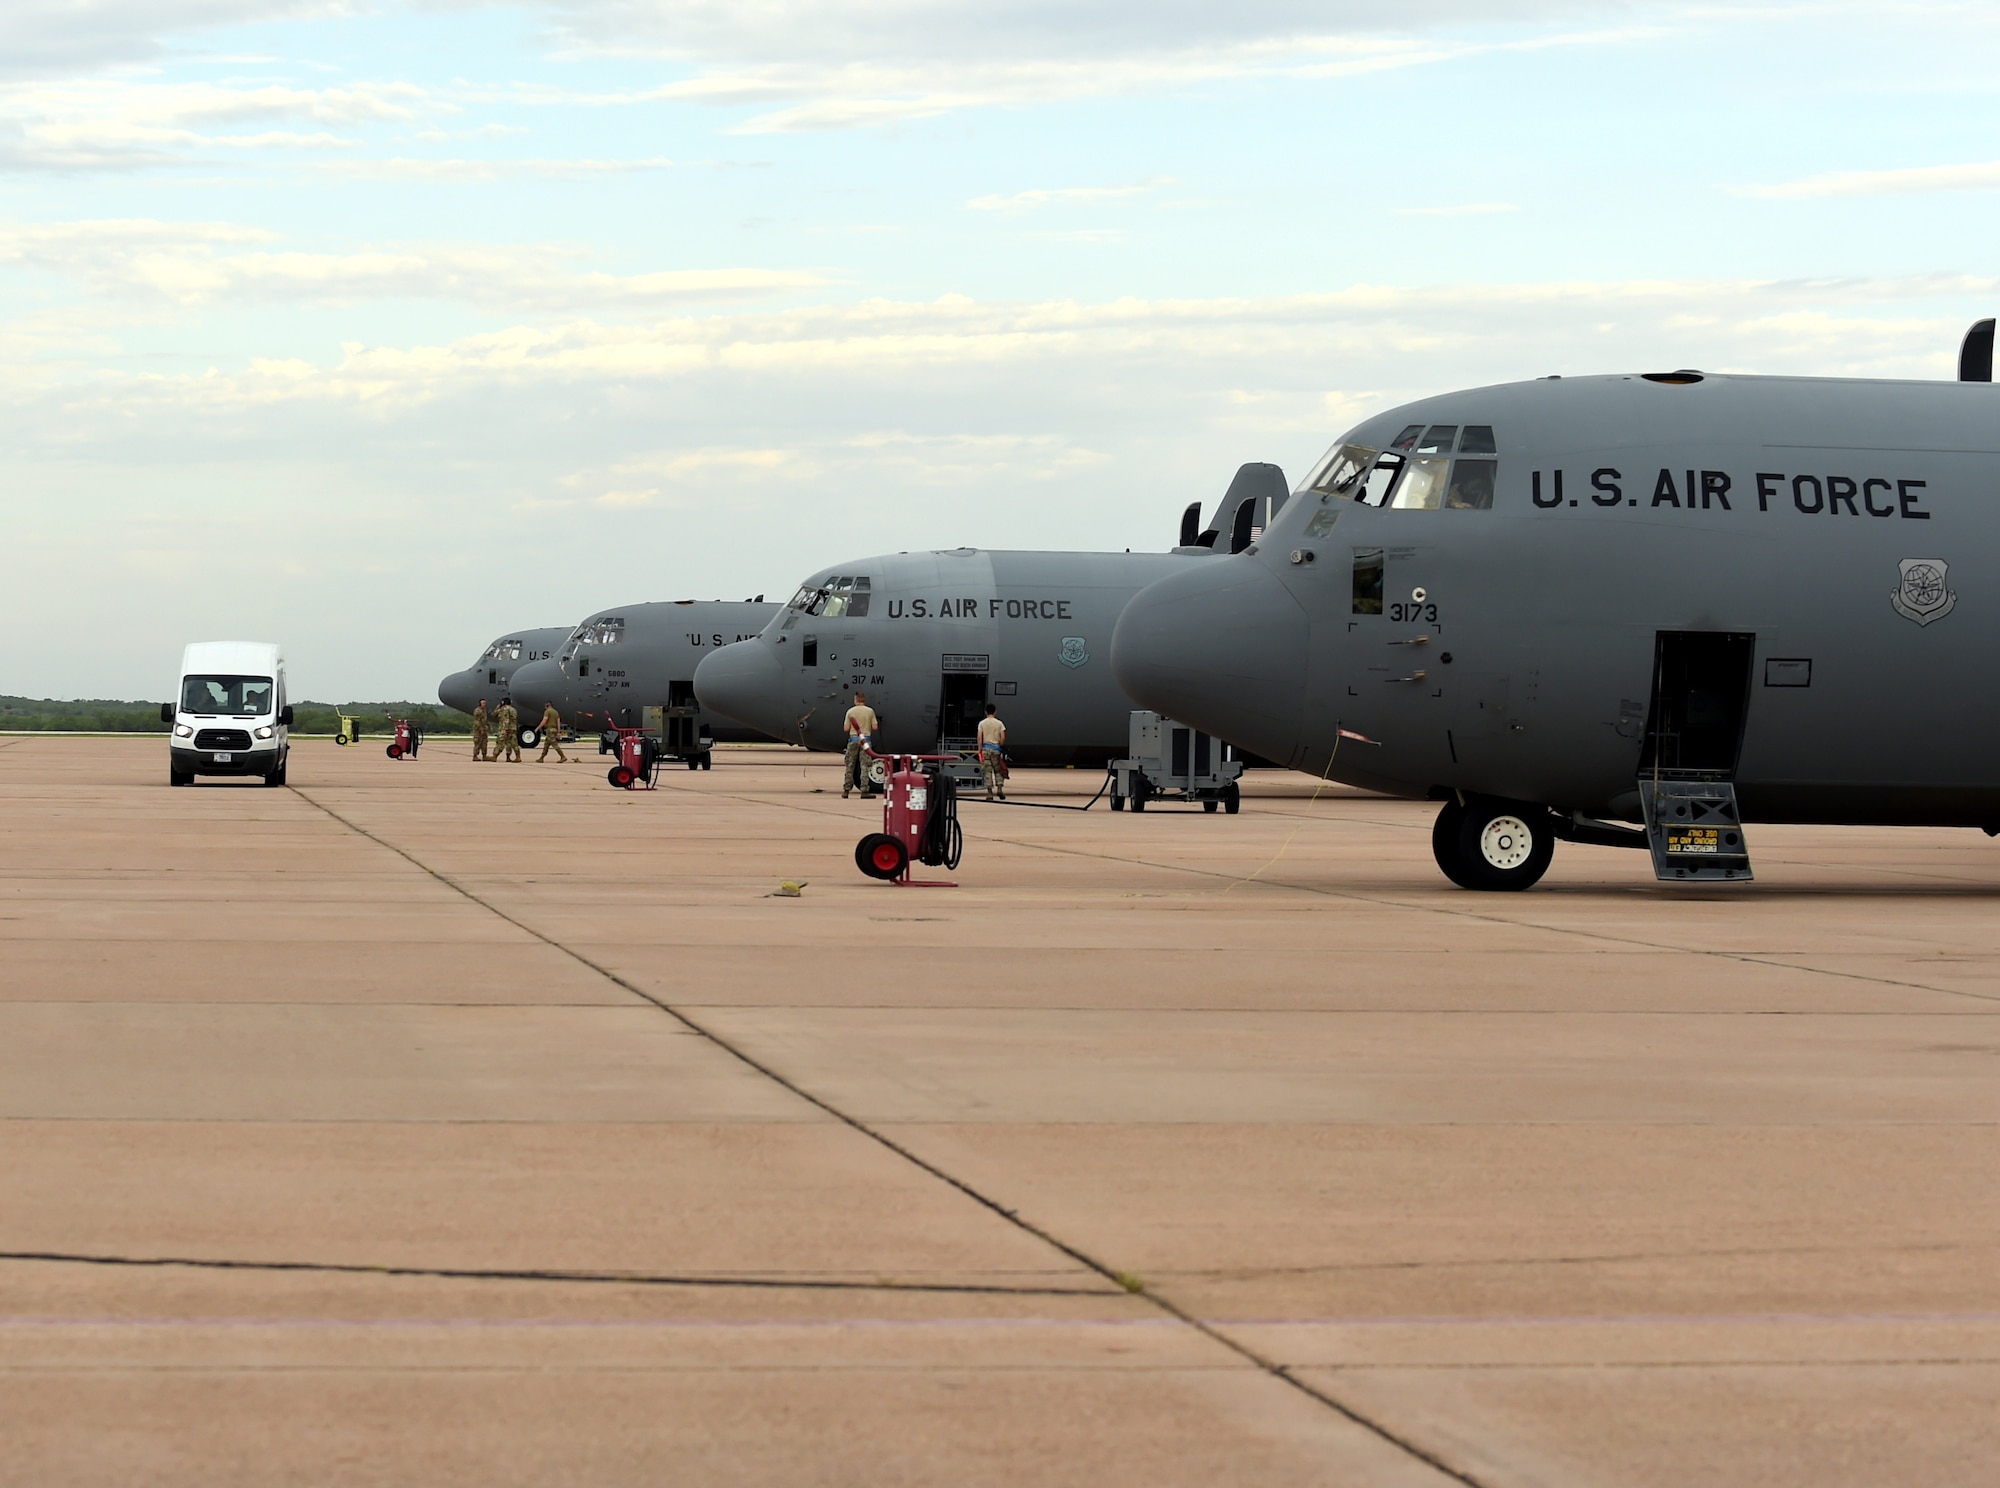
[182,675,273,716]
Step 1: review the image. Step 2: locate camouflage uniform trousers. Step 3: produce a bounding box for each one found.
[981,746,1005,799]
[471,726,489,761]
[495,711,521,761]
[538,718,569,762]
[843,738,868,797]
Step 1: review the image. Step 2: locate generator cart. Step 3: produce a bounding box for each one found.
[1108,710,1242,813]
[659,704,714,771]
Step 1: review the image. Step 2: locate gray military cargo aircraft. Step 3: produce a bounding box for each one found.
[692,466,1290,766]
[1111,340,2000,890]
[437,628,570,745]
[508,600,780,741]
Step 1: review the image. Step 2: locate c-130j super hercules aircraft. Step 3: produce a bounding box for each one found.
[1112,322,2000,891]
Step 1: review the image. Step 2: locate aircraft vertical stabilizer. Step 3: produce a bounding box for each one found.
[1959,318,1993,382]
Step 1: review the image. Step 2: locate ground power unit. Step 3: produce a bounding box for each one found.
[1109,710,1243,813]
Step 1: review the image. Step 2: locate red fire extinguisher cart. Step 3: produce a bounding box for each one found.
[855,752,962,886]
[384,718,420,759]
[606,726,659,790]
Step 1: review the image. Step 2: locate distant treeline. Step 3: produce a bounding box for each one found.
[0,697,473,735]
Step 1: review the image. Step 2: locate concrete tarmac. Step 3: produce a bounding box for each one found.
[0,735,1994,1486]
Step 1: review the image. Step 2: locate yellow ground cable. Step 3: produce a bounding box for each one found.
[1218,733,1349,895]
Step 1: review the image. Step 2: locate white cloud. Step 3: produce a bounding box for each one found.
[967,179,1175,212]
[0,219,827,310]
[12,274,1978,417]
[0,78,440,171]
[1392,202,1519,216]
[0,1,344,81]
[528,2,1683,131]
[316,154,676,180]
[1740,160,2000,200]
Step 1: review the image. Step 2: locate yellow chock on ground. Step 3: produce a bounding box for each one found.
[767,881,807,898]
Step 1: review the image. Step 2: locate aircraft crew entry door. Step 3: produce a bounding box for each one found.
[938,655,989,753]
[1641,631,1755,778]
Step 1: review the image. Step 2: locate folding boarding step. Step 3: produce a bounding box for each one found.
[1638,778,1753,882]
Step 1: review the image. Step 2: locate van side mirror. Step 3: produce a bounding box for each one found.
[280,705,294,727]
[159,703,173,725]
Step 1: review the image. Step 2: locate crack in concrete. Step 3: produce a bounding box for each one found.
[0,1250,1100,1297]
[286,783,1489,1488]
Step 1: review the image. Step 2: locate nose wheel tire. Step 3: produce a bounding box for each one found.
[1433,797,1554,891]
[856,833,907,881]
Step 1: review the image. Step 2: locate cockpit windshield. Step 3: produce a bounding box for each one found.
[559,618,625,662]
[1298,423,1499,514]
[181,674,273,716]
[784,576,872,619]
[480,640,524,662]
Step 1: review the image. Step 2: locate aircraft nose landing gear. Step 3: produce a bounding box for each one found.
[1432,796,1555,891]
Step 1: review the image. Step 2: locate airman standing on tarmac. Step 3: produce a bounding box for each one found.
[471,700,490,761]
[537,703,569,762]
[842,690,878,799]
[976,703,1007,800]
[495,700,520,762]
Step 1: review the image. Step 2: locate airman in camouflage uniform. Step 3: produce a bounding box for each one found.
[495,701,521,762]
[537,703,569,762]
[471,700,491,761]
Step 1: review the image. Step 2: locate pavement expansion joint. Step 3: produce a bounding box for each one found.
[283,781,1495,1488]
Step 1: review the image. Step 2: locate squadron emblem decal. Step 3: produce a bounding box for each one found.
[1058,636,1090,669]
[1892,559,1956,626]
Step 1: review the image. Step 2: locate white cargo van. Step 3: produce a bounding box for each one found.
[161,641,292,787]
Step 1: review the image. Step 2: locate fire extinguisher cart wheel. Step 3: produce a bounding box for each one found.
[609,765,635,788]
[385,744,402,759]
[855,833,907,880]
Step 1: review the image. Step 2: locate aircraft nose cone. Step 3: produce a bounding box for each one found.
[1111,558,1309,767]
[508,660,560,714]
[437,670,477,714]
[696,640,792,741]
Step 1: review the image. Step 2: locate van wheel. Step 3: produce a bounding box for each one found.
[1435,797,1554,891]
[265,763,286,787]
[170,765,191,787]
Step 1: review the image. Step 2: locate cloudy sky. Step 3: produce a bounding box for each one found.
[6,1,1999,700]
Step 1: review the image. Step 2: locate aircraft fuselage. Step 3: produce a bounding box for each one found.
[1113,372,2000,827]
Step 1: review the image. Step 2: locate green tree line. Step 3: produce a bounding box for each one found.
[0,697,474,735]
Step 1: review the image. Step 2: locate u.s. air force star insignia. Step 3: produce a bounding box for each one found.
[1892,558,1956,626]
[1058,636,1089,669]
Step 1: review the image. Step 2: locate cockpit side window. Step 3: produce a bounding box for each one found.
[1300,443,1381,500]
